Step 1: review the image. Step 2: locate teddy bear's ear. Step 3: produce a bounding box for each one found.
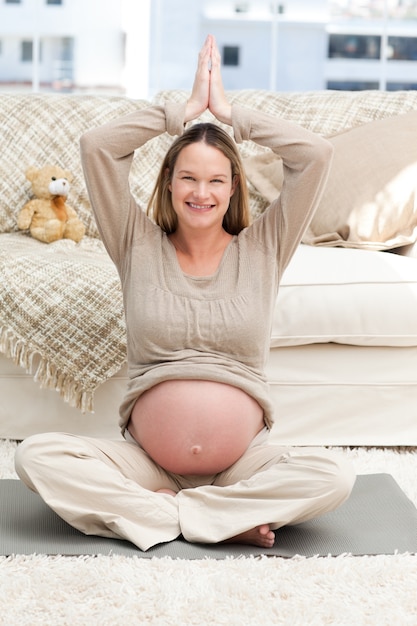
[25,166,38,182]
[63,170,73,183]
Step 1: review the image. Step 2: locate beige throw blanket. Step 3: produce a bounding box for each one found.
[0,233,126,412]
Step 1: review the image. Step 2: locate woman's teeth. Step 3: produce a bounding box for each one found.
[188,203,212,210]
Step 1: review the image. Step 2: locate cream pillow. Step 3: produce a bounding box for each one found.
[271,244,417,347]
[243,110,417,250]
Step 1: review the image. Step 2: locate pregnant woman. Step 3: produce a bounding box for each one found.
[15,35,355,551]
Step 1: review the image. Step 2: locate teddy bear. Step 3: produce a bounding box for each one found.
[17,165,85,243]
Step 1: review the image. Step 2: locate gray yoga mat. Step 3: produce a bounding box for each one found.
[1,474,417,559]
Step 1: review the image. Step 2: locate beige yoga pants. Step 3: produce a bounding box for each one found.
[15,430,355,551]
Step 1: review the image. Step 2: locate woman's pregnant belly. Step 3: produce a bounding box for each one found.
[128,380,265,475]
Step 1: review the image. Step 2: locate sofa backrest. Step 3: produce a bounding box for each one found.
[155,88,417,136]
[2,89,417,239]
[0,94,150,238]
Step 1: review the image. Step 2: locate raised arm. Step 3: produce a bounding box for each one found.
[234,103,333,274]
[80,103,186,267]
[201,36,332,274]
[80,35,226,268]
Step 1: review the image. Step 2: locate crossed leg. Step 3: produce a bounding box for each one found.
[15,433,182,551]
[176,444,356,545]
[15,433,355,551]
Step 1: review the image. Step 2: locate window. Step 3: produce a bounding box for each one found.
[46,0,63,4]
[388,81,417,91]
[387,37,417,61]
[5,0,21,4]
[327,80,379,91]
[223,46,240,67]
[21,40,43,62]
[328,34,381,60]
[326,80,379,91]
[21,41,33,62]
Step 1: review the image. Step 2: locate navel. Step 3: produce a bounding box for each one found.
[191,444,203,455]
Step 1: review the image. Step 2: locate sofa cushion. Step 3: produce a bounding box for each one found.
[304,111,417,250]
[244,111,417,250]
[273,244,417,348]
[0,94,152,238]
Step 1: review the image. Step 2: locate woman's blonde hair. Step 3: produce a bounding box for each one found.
[147,123,251,235]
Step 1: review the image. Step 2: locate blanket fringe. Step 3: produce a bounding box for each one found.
[0,326,94,413]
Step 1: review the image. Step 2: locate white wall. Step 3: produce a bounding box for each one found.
[0,39,29,82]
[208,21,272,90]
[73,30,123,88]
[0,0,124,90]
[70,0,124,89]
[275,21,327,91]
[148,0,205,95]
[122,0,151,99]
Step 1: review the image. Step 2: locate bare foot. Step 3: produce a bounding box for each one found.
[155,488,177,497]
[223,524,275,548]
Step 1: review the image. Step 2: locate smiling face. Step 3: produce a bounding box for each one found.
[168,141,237,234]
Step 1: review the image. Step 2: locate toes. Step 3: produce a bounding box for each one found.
[259,527,276,548]
[222,525,275,548]
[258,524,272,537]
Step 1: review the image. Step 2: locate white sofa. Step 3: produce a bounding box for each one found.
[1,89,417,446]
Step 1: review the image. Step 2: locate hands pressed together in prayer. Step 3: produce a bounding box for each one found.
[185,35,232,126]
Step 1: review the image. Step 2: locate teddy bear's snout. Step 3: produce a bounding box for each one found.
[49,177,70,197]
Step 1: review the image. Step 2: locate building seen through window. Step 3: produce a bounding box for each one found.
[387,36,417,60]
[328,35,381,59]
[1,1,417,94]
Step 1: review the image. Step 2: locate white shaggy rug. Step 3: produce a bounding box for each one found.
[1,440,417,626]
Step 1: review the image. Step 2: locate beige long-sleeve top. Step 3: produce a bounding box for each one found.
[80,102,333,434]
